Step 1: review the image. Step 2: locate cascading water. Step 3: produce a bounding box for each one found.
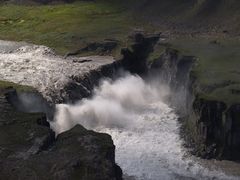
[0,40,238,180]
[51,74,237,180]
[0,40,114,102]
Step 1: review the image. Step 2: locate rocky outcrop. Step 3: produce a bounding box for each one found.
[151,47,240,160]
[150,48,196,115]
[0,33,162,179]
[62,59,122,103]
[188,97,240,160]
[65,39,119,58]
[121,32,160,75]
[0,87,122,180]
[62,32,161,103]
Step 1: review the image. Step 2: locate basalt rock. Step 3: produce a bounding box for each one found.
[65,39,119,58]
[0,87,122,180]
[188,97,240,160]
[62,33,161,103]
[121,32,160,75]
[62,60,122,103]
[150,48,196,115]
[149,47,240,160]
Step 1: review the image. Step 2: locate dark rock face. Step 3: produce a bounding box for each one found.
[191,98,227,159]
[189,98,240,160]
[62,60,122,103]
[65,39,119,58]
[121,33,160,75]
[62,33,161,104]
[0,33,160,179]
[0,89,122,180]
[150,47,240,160]
[225,104,240,159]
[150,48,196,115]
[53,125,122,180]
[5,87,55,120]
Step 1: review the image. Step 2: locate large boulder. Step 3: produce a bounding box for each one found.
[0,86,122,180]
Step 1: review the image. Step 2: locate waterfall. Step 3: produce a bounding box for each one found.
[51,74,236,180]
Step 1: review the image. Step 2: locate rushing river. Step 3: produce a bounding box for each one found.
[0,40,238,180]
[51,74,237,180]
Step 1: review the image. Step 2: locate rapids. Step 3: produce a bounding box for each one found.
[52,74,237,180]
[0,40,238,180]
[0,40,114,101]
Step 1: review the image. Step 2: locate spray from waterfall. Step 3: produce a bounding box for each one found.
[51,73,236,180]
[51,73,170,135]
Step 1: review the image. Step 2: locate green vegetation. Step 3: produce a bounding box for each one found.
[167,37,240,105]
[0,0,239,106]
[0,1,135,54]
[0,80,35,92]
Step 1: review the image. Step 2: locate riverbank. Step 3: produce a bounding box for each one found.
[0,33,239,179]
[0,0,240,178]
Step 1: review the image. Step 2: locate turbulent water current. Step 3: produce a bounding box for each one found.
[52,74,237,180]
[0,40,238,180]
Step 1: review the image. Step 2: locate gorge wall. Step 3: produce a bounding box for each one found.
[0,33,161,180]
[1,32,239,180]
[150,47,240,161]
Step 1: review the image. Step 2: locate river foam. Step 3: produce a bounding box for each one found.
[51,74,236,180]
[0,40,237,180]
[0,41,114,101]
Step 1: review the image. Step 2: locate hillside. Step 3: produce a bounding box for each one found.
[0,0,240,176]
[123,0,240,34]
[0,0,239,104]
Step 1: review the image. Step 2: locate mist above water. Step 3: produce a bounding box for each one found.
[0,40,237,179]
[51,73,169,135]
[51,73,236,180]
[0,42,114,102]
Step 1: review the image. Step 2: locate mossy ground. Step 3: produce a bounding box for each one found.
[166,37,240,105]
[0,1,239,106]
[0,1,136,55]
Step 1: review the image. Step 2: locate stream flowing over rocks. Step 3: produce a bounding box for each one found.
[52,74,237,180]
[0,40,115,102]
[0,38,239,180]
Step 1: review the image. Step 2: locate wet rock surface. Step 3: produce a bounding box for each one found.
[63,32,161,103]
[65,39,119,58]
[0,87,122,180]
[0,33,162,179]
[151,47,240,161]
[190,97,240,160]
[150,48,196,114]
[121,32,160,75]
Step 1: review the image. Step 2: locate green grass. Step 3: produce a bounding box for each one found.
[0,1,135,54]
[0,1,239,105]
[0,80,35,92]
[167,37,240,105]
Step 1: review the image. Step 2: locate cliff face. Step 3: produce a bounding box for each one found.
[150,48,196,115]
[0,88,122,180]
[63,32,161,103]
[0,33,161,179]
[190,96,240,160]
[58,61,122,103]
[150,47,240,160]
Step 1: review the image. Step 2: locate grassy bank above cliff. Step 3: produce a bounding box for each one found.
[0,1,135,54]
[167,37,240,105]
[0,0,239,106]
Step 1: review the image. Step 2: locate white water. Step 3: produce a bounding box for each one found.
[51,74,237,180]
[0,41,114,101]
[0,40,237,179]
